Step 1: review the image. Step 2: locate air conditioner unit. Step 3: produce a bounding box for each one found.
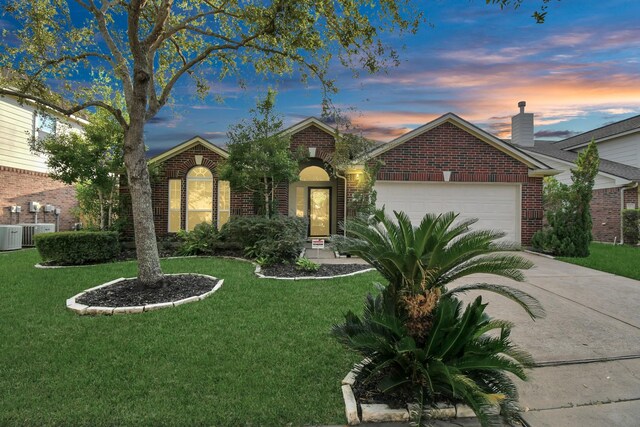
[18,223,55,247]
[0,225,23,251]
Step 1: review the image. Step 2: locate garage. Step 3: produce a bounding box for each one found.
[374,181,521,244]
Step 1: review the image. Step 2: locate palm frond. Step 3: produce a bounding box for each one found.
[444,283,545,320]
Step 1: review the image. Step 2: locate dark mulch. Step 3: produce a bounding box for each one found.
[76,274,219,307]
[260,263,371,278]
[352,370,415,410]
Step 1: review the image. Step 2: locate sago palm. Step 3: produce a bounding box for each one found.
[338,209,544,319]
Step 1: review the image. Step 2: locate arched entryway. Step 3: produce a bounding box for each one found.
[289,163,337,237]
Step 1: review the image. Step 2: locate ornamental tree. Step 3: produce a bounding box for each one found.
[218,89,300,218]
[0,0,553,285]
[31,110,123,230]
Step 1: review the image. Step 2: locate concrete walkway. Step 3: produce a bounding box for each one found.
[303,242,368,265]
[323,251,640,426]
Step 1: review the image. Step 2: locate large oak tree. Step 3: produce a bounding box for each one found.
[0,0,552,285]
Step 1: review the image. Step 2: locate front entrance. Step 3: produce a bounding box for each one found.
[308,187,331,237]
[289,164,338,237]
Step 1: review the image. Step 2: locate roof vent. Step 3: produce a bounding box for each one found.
[512,101,534,147]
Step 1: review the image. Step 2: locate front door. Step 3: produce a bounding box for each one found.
[308,187,331,237]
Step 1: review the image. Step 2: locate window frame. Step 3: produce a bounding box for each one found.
[168,179,182,232]
[186,166,214,231]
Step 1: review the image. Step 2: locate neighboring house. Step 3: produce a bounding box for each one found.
[512,102,640,243]
[0,95,85,230]
[125,113,555,245]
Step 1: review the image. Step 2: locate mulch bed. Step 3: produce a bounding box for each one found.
[76,274,219,307]
[260,263,371,278]
[352,369,415,410]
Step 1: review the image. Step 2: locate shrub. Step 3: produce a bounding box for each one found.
[295,258,320,272]
[622,209,640,245]
[219,216,307,265]
[332,209,544,426]
[177,223,219,256]
[35,231,120,265]
[532,141,599,257]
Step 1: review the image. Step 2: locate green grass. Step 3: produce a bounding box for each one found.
[0,250,379,426]
[558,242,640,280]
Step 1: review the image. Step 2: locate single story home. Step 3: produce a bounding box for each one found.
[511,103,640,243]
[122,111,557,245]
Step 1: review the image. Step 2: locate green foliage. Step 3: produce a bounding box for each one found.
[333,293,531,425]
[332,209,543,425]
[295,258,321,273]
[338,209,541,318]
[532,140,600,257]
[35,231,119,265]
[30,111,124,230]
[622,209,640,245]
[176,223,220,256]
[219,216,308,265]
[218,90,301,217]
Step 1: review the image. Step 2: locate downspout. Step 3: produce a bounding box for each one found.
[620,182,639,244]
[335,171,348,236]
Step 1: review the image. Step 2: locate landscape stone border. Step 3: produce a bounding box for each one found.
[254,264,375,280]
[341,363,479,425]
[66,273,223,315]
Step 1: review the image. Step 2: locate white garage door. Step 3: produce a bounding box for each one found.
[374,181,521,244]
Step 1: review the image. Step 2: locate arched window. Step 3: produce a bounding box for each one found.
[299,166,330,181]
[187,166,213,231]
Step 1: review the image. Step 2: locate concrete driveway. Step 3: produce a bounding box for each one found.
[454,252,640,426]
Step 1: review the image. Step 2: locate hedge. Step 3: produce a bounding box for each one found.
[35,231,120,265]
[622,209,640,245]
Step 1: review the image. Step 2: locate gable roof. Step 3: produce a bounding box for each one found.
[148,136,228,164]
[279,117,338,138]
[553,114,640,150]
[525,141,640,181]
[366,113,553,171]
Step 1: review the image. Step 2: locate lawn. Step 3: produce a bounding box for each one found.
[558,242,640,280]
[0,249,379,426]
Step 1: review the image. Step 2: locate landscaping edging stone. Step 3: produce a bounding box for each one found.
[340,364,479,425]
[66,274,223,315]
[255,264,375,280]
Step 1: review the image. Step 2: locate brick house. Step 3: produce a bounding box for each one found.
[0,95,85,231]
[512,103,640,243]
[130,113,554,245]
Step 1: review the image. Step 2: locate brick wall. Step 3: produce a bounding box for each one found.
[591,185,639,243]
[0,166,77,230]
[367,122,544,244]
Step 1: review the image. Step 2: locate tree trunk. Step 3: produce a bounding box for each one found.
[123,104,163,285]
[264,177,270,218]
[98,189,105,230]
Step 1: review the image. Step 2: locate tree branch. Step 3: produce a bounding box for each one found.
[0,88,128,129]
[79,0,133,103]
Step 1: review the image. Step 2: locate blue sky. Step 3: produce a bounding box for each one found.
[4,1,639,153]
[145,0,640,153]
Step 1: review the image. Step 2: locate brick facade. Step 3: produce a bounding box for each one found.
[368,122,544,245]
[126,119,546,244]
[0,166,77,230]
[591,186,639,243]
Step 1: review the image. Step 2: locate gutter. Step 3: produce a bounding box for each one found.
[620,182,639,244]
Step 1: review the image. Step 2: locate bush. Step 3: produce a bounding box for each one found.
[219,216,307,265]
[35,231,120,265]
[332,210,544,426]
[177,223,219,256]
[623,209,640,245]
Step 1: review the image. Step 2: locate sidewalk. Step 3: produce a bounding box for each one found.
[303,242,368,265]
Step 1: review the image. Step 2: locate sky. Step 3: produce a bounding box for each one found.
[143,0,640,154]
[4,0,639,154]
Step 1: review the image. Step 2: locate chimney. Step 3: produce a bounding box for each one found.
[511,101,534,147]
